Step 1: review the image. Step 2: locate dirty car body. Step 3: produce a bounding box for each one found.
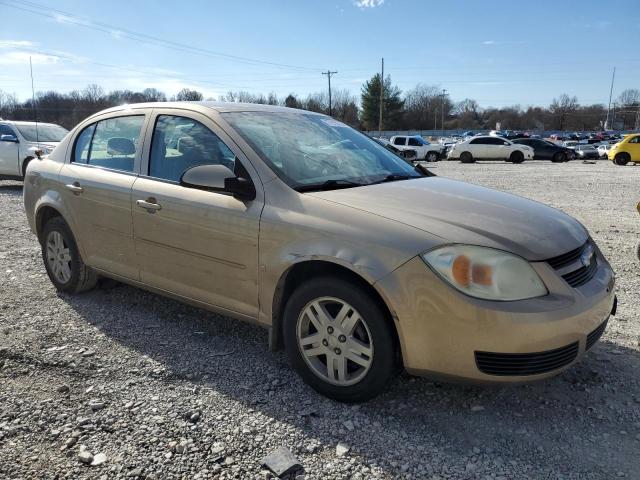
[23,102,616,402]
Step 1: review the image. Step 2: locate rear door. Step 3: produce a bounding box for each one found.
[468,137,488,158]
[58,112,149,280]
[485,137,510,159]
[131,109,263,317]
[0,124,19,176]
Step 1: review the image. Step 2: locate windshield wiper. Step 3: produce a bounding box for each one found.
[295,179,365,192]
[368,174,418,185]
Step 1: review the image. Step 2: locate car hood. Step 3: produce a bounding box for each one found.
[309,177,588,261]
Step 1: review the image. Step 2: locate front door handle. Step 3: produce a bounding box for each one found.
[65,182,84,194]
[136,198,162,213]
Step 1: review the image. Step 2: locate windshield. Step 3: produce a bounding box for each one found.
[222,112,421,190]
[14,123,68,143]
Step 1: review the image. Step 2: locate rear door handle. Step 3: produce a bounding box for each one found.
[65,182,84,194]
[136,198,162,212]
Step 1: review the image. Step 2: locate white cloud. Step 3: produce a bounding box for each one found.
[0,40,38,49]
[0,51,60,65]
[355,0,384,8]
[482,40,496,45]
[53,13,90,26]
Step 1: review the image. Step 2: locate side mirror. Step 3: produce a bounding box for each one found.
[0,134,19,143]
[180,164,256,201]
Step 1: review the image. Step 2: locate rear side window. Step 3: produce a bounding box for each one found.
[0,124,16,137]
[408,137,421,146]
[149,115,236,182]
[72,115,144,173]
[393,137,406,146]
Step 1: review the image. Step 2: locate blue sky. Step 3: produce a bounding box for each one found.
[1,0,639,108]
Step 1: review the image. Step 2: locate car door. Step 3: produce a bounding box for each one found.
[393,137,407,150]
[485,137,509,159]
[131,110,263,317]
[58,112,148,280]
[0,124,20,176]
[468,138,488,158]
[627,135,640,160]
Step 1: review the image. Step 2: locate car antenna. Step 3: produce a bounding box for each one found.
[29,56,40,149]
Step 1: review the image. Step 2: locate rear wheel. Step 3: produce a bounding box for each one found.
[460,151,475,164]
[41,217,97,293]
[509,151,525,163]
[614,153,630,166]
[552,152,567,163]
[425,151,439,162]
[21,157,34,178]
[283,277,396,402]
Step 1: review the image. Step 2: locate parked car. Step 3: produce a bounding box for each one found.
[574,144,600,160]
[373,138,417,161]
[447,135,534,163]
[597,143,612,159]
[0,120,68,180]
[608,133,640,165]
[512,138,574,162]
[23,102,616,402]
[389,135,444,162]
[562,140,579,149]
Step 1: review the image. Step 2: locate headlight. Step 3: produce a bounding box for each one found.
[421,245,547,301]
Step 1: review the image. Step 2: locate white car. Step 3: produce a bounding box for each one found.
[447,135,534,163]
[389,135,445,162]
[597,143,613,159]
[0,120,68,180]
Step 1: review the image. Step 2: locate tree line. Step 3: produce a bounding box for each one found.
[1,76,638,132]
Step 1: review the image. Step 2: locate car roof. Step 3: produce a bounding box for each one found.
[88,101,323,117]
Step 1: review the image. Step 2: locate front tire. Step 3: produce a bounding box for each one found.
[282,277,396,402]
[552,152,567,163]
[509,151,525,163]
[460,151,475,163]
[425,151,439,162]
[41,217,97,294]
[614,153,630,166]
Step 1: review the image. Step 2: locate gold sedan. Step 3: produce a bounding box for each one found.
[23,103,616,402]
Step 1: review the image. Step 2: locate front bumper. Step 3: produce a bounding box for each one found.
[375,252,615,383]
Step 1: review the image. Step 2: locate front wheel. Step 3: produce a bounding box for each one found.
[614,153,630,166]
[41,217,97,293]
[460,151,475,163]
[509,151,525,163]
[283,277,396,402]
[425,151,439,162]
[552,152,567,163]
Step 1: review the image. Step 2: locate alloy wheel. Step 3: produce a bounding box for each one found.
[296,297,374,386]
[46,231,72,284]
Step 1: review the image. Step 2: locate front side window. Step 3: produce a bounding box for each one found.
[72,115,144,172]
[470,138,486,145]
[408,137,427,147]
[222,112,420,189]
[629,136,640,144]
[0,124,16,137]
[149,115,236,182]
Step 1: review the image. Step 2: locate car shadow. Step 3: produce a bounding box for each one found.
[0,182,23,194]
[62,283,640,477]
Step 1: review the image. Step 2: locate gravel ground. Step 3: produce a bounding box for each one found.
[1,160,639,480]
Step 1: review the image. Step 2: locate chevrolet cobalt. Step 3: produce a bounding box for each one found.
[23,103,616,402]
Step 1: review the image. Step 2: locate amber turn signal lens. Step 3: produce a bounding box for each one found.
[452,255,471,287]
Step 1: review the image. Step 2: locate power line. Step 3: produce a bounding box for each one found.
[0,0,323,72]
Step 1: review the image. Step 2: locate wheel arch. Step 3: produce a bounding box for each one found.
[269,259,401,358]
[21,156,35,178]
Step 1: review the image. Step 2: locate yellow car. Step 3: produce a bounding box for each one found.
[609,133,640,165]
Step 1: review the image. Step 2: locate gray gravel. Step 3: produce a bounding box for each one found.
[1,160,639,479]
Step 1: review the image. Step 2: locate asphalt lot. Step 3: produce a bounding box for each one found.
[1,160,639,479]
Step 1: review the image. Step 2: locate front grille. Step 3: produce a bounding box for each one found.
[586,320,607,350]
[546,241,598,288]
[562,257,598,287]
[475,342,579,376]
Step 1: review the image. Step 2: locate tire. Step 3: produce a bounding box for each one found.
[614,153,630,166]
[22,157,34,178]
[552,152,567,163]
[425,151,439,162]
[460,151,475,164]
[509,151,525,163]
[282,276,396,403]
[41,216,97,294]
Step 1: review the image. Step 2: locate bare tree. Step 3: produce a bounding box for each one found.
[549,94,579,130]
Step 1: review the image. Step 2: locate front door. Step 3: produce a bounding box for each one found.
[627,135,640,161]
[0,124,19,176]
[131,111,262,317]
[58,113,148,280]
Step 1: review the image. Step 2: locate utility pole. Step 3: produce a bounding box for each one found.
[434,109,438,131]
[378,58,384,134]
[322,70,337,117]
[441,88,447,138]
[605,67,616,130]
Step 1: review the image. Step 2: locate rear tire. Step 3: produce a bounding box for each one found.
[614,153,630,166]
[21,157,34,178]
[282,277,396,403]
[509,151,525,163]
[41,217,97,294]
[460,151,475,164]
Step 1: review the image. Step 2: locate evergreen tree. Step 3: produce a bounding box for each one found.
[360,74,404,130]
